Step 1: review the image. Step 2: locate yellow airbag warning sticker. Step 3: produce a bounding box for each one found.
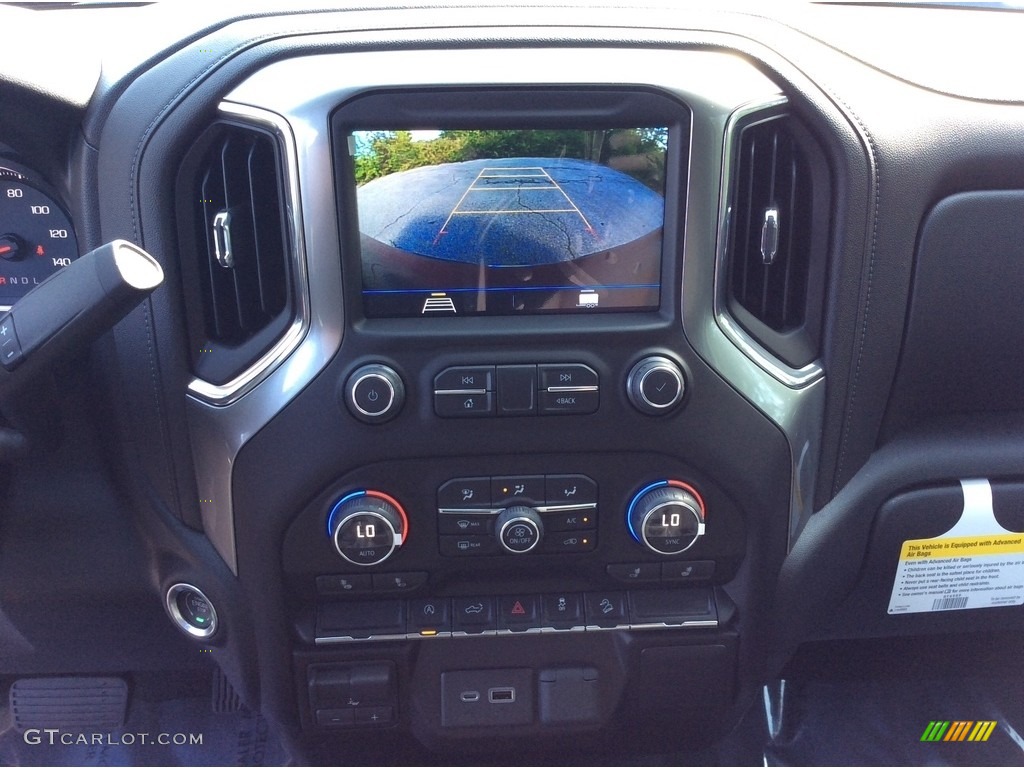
[888,479,1024,615]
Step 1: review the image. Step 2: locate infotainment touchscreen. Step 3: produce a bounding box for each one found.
[351,128,667,318]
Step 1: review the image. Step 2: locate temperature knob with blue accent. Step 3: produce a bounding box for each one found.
[327,490,409,566]
[626,480,705,555]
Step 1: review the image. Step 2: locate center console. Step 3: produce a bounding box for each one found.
[181,47,806,757]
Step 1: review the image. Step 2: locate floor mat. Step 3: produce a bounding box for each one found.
[0,672,287,767]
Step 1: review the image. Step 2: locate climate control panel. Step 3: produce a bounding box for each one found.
[283,453,747,604]
[437,474,598,557]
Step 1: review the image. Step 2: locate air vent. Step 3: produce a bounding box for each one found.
[724,109,831,370]
[177,120,295,387]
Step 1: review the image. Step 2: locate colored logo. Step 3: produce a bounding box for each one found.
[921,721,997,742]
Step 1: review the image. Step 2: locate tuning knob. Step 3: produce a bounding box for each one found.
[627,481,705,555]
[327,490,408,566]
[626,356,685,415]
[495,506,544,554]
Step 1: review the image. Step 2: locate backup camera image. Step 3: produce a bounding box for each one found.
[352,128,668,317]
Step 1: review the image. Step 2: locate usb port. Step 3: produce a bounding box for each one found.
[488,687,515,704]
[460,690,480,703]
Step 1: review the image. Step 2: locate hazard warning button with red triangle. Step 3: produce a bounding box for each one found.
[498,595,539,631]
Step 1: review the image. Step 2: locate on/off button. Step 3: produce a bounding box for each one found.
[353,374,394,416]
[344,364,405,424]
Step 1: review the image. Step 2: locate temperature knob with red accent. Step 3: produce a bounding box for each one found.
[626,481,705,555]
[327,490,408,566]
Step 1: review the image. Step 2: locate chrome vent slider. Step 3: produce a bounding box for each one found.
[760,206,779,265]
[212,210,234,269]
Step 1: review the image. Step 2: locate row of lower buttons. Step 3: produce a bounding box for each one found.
[434,364,599,417]
[607,560,715,583]
[315,589,717,642]
[316,571,426,596]
[314,561,713,596]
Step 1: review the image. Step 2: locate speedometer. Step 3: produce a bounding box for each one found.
[0,164,80,308]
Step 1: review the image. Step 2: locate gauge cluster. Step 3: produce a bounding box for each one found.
[0,161,79,309]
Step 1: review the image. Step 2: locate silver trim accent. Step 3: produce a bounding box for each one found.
[438,503,597,515]
[438,507,496,516]
[211,210,234,269]
[685,92,829,546]
[494,628,544,637]
[313,620,720,644]
[713,99,823,390]
[165,583,218,639]
[545,385,599,393]
[186,94,344,572]
[434,388,487,396]
[350,372,395,417]
[315,633,408,645]
[186,103,311,406]
[535,502,597,514]
[629,620,719,630]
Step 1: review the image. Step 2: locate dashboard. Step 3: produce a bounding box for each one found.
[2,2,1024,765]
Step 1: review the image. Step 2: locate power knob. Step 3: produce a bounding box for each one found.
[327,490,408,566]
[626,356,685,415]
[343,363,405,424]
[495,506,544,554]
[627,481,705,555]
